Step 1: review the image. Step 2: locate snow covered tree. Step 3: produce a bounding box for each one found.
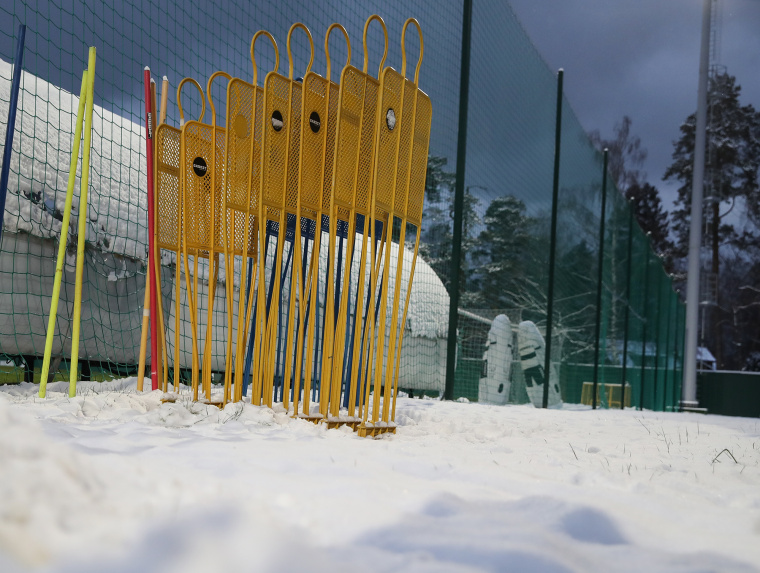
[665,72,760,368]
[666,72,760,259]
[419,156,481,302]
[472,195,533,309]
[420,156,456,288]
[589,115,647,194]
[625,183,674,272]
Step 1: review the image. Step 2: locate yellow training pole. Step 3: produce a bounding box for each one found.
[38,71,88,398]
[136,276,150,391]
[69,46,97,397]
[160,76,169,124]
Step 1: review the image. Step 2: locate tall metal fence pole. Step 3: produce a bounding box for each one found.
[652,269,663,410]
[542,68,564,409]
[591,149,609,409]
[673,300,683,408]
[662,282,673,410]
[0,24,26,247]
[620,204,634,409]
[444,0,474,401]
[638,246,651,410]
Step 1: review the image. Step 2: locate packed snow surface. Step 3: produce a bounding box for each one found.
[1,379,759,572]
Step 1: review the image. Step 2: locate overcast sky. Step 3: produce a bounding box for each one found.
[507,0,760,209]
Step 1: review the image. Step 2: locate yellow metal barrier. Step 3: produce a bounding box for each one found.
[156,78,205,397]
[253,23,313,408]
[319,16,388,425]
[136,19,430,436]
[358,19,432,438]
[223,31,279,403]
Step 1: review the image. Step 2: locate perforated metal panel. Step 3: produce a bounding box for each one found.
[286,81,303,213]
[213,126,226,252]
[261,73,290,212]
[393,78,416,216]
[332,66,381,218]
[299,73,328,214]
[373,67,404,217]
[322,81,339,214]
[407,91,432,227]
[155,124,181,252]
[181,121,214,257]
[224,79,256,212]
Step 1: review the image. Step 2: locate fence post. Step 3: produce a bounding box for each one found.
[0,24,26,247]
[662,280,673,410]
[591,149,609,409]
[542,68,564,409]
[638,246,651,410]
[652,269,663,410]
[673,300,683,408]
[444,0,474,401]
[620,204,634,409]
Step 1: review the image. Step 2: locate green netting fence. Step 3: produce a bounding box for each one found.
[0,0,683,410]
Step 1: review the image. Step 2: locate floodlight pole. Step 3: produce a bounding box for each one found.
[444,0,473,401]
[682,0,711,410]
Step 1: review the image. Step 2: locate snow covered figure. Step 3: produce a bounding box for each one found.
[478,314,513,404]
[517,320,562,408]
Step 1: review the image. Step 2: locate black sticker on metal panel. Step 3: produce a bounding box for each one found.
[309,111,321,133]
[192,157,208,178]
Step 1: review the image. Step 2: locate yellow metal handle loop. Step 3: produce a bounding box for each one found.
[206,70,233,124]
[177,78,205,126]
[325,23,351,84]
[401,18,424,85]
[251,30,279,86]
[287,22,314,80]
[363,14,388,77]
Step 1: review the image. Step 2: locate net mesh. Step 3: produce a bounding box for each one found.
[0,1,682,411]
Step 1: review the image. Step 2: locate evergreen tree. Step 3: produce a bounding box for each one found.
[664,72,760,368]
[473,195,532,309]
[419,157,481,302]
[666,73,760,260]
[625,183,674,271]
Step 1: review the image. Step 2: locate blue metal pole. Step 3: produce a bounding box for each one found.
[0,24,27,246]
[289,226,311,401]
[242,223,273,396]
[274,236,294,402]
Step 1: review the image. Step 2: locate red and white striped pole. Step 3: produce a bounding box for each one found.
[143,67,159,390]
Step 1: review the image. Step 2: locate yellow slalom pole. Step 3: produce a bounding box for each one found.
[38,70,88,398]
[136,276,150,391]
[159,76,169,124]
[69,46,97,398]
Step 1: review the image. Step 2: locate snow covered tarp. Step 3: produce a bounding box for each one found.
[0,58,148,259]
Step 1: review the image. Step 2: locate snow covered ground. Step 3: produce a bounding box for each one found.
[1,380,758,572]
